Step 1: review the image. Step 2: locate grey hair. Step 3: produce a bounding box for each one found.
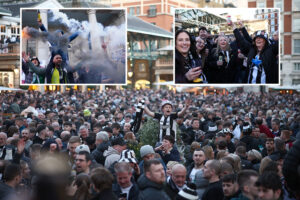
[96,131,109,142]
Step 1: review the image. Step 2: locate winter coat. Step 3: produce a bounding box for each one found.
[90,189,117,200]
[137,174,170,200]
[233,28,279,83]
[91,140,111,165]
[157,146,181,165]
[103,146,120,168]
[207,47,237,83]
[164,178,180,200]
[112,181,139,200]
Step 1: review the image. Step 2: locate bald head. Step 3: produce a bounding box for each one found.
[0,132,7,146]
[171,164,187,188]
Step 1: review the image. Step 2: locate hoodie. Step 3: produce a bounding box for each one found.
[103,146,120,168]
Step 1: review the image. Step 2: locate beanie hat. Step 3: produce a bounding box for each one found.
[75,144,90,154]
[253,30,269,43]
[140,145,155,158]
[119,149,137,164]
[83,109,91,117]
[177,183,198,200]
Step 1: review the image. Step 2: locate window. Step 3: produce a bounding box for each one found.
[257,15,262,19]
[280,63,283,70]
[271,13,275,18]
[271,26,275,33]
[294,39,300,53]
[264,14,268,19]
[292,79,300,85]
[294,63,300,70]
[271,19,275,25]
[257,2,266,8]
[170,6,175,15]
[129,7,135,16]
[136,6,140,15]
[293,15,300,32]
[293,0,300,11]
[274,0,283,11]
[139,63,146,72]
[148,5,157,17]
[0,26,6,33]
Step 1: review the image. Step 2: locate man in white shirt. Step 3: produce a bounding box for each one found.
[113,162,139,200]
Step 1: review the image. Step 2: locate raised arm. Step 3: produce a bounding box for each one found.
[143,106,155,118]
[178,99,190,117]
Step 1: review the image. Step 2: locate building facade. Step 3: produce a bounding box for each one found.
[0,8,20,88]
[254,8,279,34]
[111,0,198,32]
[248,0,300,86]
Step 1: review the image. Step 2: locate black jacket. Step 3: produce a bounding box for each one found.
[207,47,237,83]
[112,181,139,200]
[137,174,170,200]
[164,178,180,200]
[90,189,117,200]
[202,180,224,200]
[91,140,111,165]
[233,28,279,83]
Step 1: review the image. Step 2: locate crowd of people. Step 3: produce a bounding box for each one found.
[175,21,279,84]
[0,88,299,200]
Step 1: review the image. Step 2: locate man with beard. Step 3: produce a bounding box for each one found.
[222,173,240,200]
[262,138,275,157]
[138,159,170,200]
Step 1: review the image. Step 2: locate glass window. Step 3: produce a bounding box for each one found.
[129,7,135,16]
[139,63,146,72]
[258,2,266,8]
[271,13,275,18]
[294,39,300,53]
[293,0,300,11]
[292,79,300,85]
[148,5,157,17]
[293,17,300,32]
[264,14,268,19]
[274,0,283,11]
[257,15,262,19]
[271,26,275,33]
[0,26,6,33]
[136,7,140,15]
[271,19,275,25]
[294,63,300,70]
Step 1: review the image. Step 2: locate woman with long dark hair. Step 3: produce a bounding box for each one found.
[175,29,206,83]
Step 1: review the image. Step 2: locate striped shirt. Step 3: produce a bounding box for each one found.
[154,113,178,142]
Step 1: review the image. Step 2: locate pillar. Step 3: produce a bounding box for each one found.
[87,10,102,55]
[155,74,160,89]
[37,9,50,67]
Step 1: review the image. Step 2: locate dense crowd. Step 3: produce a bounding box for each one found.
[0,88,299,200]
[175,21,279,84]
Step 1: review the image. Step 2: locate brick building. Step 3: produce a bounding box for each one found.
[254,8,279,34]
[111,0,198,32]
[248,0,300,85]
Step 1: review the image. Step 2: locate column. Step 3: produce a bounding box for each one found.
[87,10,102,54]
[37,9,50,67]
[155,74,160,90]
